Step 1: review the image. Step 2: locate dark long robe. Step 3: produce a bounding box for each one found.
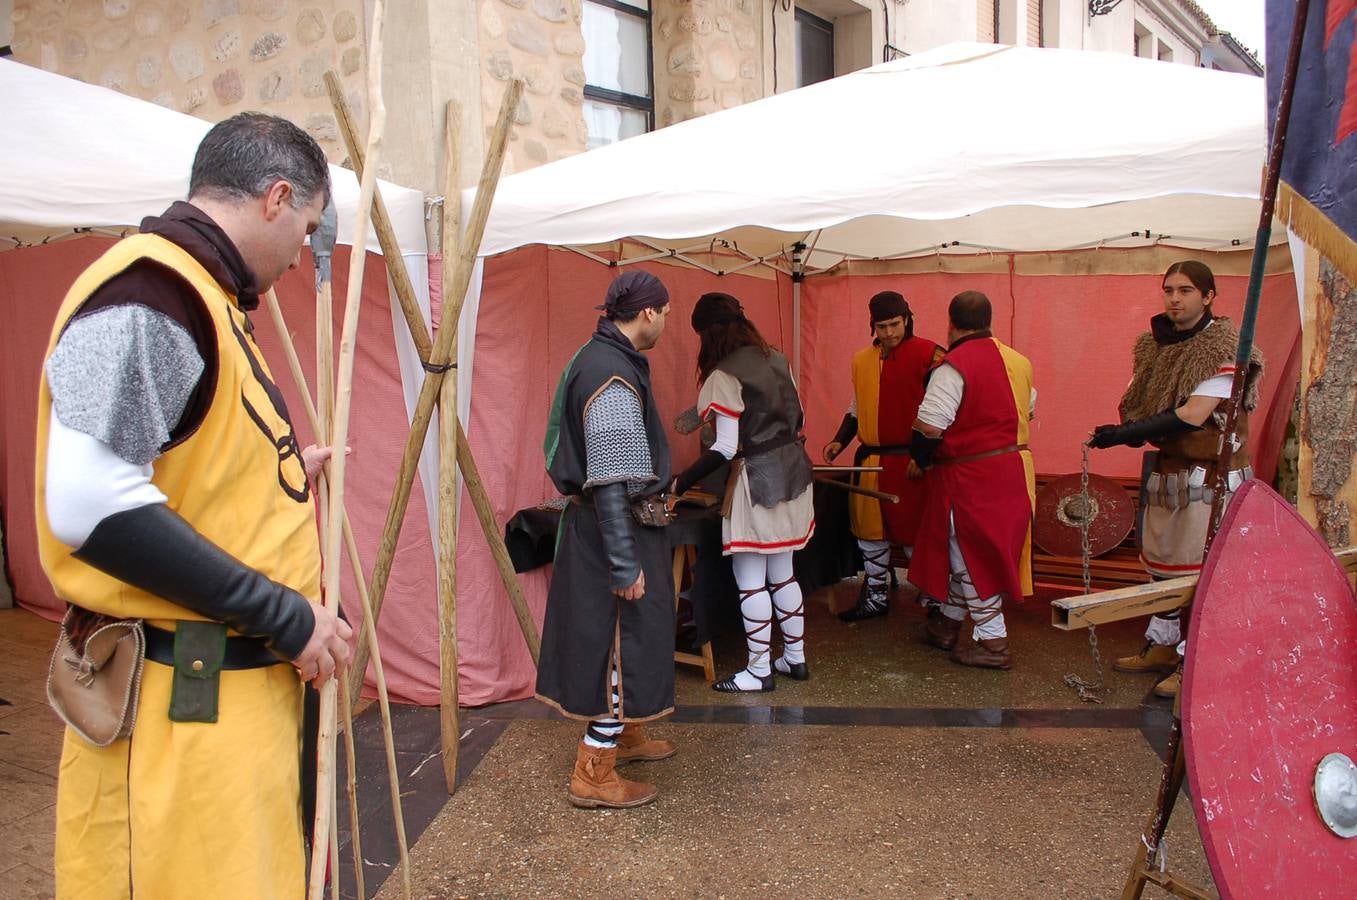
[534,319,676,722]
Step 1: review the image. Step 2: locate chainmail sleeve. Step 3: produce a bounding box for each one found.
[582,378,657,496]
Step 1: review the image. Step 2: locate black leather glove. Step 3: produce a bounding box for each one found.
[1088,409,1200,450]
[74,504,315,659]
[831,413,858,450]
[909,428,943,469]
[673,448,728,497]
[591,482,641,592]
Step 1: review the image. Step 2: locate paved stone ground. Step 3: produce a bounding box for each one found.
[0,579,1211,899]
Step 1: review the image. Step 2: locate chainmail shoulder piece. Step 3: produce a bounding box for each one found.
[46,304,205,466]
[583,378,657,496]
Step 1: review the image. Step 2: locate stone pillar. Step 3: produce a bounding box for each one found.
[654,0,761,127]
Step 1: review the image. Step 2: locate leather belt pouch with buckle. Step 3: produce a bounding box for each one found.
[630,494,673,528]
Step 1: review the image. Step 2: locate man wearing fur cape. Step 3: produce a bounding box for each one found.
[1088,261,1263,699]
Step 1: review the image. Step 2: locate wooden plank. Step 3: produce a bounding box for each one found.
[1053,545,1357,630]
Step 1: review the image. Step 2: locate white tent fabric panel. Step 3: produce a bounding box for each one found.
[0,58,427,258]
[474,43,1272,261]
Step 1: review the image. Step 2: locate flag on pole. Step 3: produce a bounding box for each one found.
[1269,0,1357,280]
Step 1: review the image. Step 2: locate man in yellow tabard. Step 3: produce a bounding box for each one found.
[36,114,351,897]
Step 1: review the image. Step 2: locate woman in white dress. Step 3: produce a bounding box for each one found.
[671,293,816,692]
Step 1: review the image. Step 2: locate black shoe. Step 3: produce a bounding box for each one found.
[773,659,810,681]
[712,670,776,693]
[839,600,888,622]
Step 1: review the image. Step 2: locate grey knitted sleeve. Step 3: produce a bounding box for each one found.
[46,304,205,466]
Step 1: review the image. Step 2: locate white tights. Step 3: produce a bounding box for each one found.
[730,550,805,680]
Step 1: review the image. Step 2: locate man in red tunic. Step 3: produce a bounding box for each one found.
[823,291,942,622]
[908,291,1034,669]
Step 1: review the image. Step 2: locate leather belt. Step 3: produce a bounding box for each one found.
[143,624,282,670]
[935,443,1028,466]
[854,443,911,465]
[739,433,805,459]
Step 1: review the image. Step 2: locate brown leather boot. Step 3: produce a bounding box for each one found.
[616,723,677,765]
[924,606,963,651]
[567,742,658,809]
[951,637,1013,670]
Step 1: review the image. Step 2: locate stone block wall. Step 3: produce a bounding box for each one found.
[652,0,761,127]
[10,0,370,164]
[478,0,588,174]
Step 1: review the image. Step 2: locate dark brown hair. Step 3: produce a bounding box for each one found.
[1163,260,1216,298]
[692,292,770,383]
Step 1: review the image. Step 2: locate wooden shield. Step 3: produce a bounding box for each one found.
[1183,480,1357,898]
[1032,473,1134,557]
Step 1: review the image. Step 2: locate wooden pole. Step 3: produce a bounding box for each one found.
[308,0,389,893]
[324,69,428,354]
[346,78,539,699]
[263,285,411,896]
[437,100,464,794]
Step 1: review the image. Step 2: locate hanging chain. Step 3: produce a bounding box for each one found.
[1064,442,1107,703]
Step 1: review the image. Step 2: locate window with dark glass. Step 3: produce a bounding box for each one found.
[795,8,834,88]
[582,0,654,149]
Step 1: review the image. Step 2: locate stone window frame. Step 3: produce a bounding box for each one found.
[581,0,656,134]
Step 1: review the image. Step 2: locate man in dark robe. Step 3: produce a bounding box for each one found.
[535,271,679,809]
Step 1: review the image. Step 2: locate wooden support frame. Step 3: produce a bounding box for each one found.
[330,78,539,708]
[1052,546,1357,631]
[670,545,715,682]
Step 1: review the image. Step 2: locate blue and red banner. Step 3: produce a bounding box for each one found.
[1268,0,1357,279]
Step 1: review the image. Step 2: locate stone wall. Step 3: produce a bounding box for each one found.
[652,0,761,126]
[478,0,588,174]
[10,0,370,164]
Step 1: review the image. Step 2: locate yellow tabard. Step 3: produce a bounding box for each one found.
[849,345,885,541]
[36,233,320,898]
[997,340,1037,595]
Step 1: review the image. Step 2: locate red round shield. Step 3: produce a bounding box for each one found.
[1031,473,1134,557]
[1183,480,1357,898]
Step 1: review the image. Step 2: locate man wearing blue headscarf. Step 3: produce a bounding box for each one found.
[535,271,679,809]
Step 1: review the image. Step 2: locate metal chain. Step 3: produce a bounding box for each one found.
[1064,443,1107,703]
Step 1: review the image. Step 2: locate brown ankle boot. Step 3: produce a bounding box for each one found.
[951,637,1013,670]
[616,724,677,765]
[568,743,658,809]
[924,606,962,651]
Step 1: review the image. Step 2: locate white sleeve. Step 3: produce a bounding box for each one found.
[1029,387,1037,419]
[45,407,168,548]
[1190,374,1234,400]
[847,396,857,417]
[915,364,965,430]
[710,411,739,460]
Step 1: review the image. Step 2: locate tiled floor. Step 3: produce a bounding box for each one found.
[0,609,60,900]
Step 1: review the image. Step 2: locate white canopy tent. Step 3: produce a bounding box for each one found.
[476,42,1271,264]
[0,58,427,255]
[468,41,1275,382]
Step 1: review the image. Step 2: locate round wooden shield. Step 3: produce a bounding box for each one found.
[1031,473,1134,557]
[1183,480,1357,898]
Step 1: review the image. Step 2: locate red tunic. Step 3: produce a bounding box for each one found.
[875,336,941,546]
[910,336,1031,603]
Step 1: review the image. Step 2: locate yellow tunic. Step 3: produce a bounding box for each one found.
[36,234,321,899]
[996,341,1037,596]
[848,345,886,541]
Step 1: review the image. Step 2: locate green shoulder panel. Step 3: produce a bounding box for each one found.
[543,343,588,468]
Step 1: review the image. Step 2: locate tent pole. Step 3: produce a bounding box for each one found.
[437,99,464,795]
[792,242,805,382]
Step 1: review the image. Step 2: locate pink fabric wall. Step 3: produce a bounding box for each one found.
[797,266,1300,481]
[0,239,440,706]
[0,240,1301,711]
